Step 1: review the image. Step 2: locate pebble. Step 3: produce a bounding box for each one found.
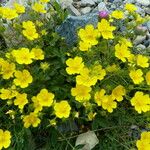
[136,0,150,6]
[134,35,147,45]
[136,44,146,50]
[81,0,95,6]
[98,2,108,11]
[81,6,92,14]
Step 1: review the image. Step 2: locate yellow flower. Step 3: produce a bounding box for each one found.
[145,71,150,85]
[111,85,126,102]
[32,96,43,113]
[94,89,106,106]
[66,56,84,75]
[22,21,36,29]
[0,88,17,100]
[131,92,150,113]
[129,69,144,84]
[97,19,116,39]
[115,44,131,62]
[14,3,25,14]
[78,24,99,46]
[54,100,71,118]
[71,84,91,102]
[0,60,15,79]
[40,62,50,71]
[76,68,97,87]
[14,93,28,109]
[87,112,97,121]
[14,69,33,88]
[1,7,18,20]
[136,131,150,150]
[32,3,46,13]
[136,54,149,68]
[90,64,106,81]
[106,64,119,72]
[40,0,50,3]
[36,20,43,27]
[23,28,39,40]
[119,38,133,47]
[111,10,124,19]
[0,129,11,150]
[23,112,41,128]
[102,95,117,113]
[125,3,137,12]
[12,48,35,64]
[41,29,47,35]
[31,48,44,60]
[79,41,92,51]
[37,89,54,107]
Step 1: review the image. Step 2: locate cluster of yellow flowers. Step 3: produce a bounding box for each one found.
[136,131,150,150]
[66,3,150,116]
[0,3,25,20]
[22,21,39,40]
[0,0,50,20]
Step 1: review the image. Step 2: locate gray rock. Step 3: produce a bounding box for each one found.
[134,35,146,45]
[124,0,136,3]
[136,44,146,50]
[81,7,92,14]
[81,0,95,6]
[98,2,108,12]
[68,4,81,16]
[56,0,73,9]
[136,0,150,6]
[147,21,150,31]
[136,6,145,16]
[56,12,98,45]
[75,131,99,150]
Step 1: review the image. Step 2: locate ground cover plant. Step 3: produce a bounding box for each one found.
[0,0,150,149]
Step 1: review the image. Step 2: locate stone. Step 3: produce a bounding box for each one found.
[136,44,146,50]
[98,2,108,12]
[56,12,98,45]
[136,6,145,16]
[136,0,150,6]
[81,0,95,6]
[68,4,81,16]
[75,131,99,150]
[134,35,146,45]
[56,0,73,9]
[147,21,150,31]
[81,7,92,14]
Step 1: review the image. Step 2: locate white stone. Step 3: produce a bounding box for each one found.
[133,35,146,45]
[69,4,81,16]
[80,7,92,14]
[98,2,108,12]
[56,0,73,9]
[81,0,95,6]
[75,131,99,150]
[136,0,150,6]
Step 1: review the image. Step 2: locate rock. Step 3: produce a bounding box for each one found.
[81,7,92,14]
[81,0,95,6]
[98,2,108,12]
[147,21,150,31]
[75,131,99,150]
[136,6,145,16]
[68,4,81,16]
[134,35,146,45]
[145,8,150,15]
[136,44,146,50]
[124,0,136,3]
[56,12,98,45]
[56,0,73,9]
[136,0,150,6]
